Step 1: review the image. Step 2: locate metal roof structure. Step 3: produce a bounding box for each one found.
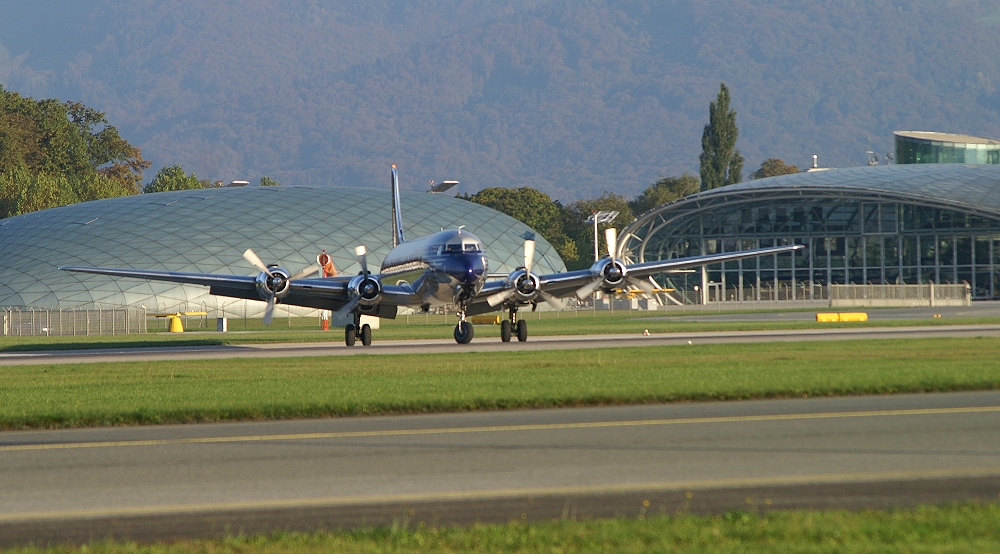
[0,186,565,314]
[622,164,1000,262]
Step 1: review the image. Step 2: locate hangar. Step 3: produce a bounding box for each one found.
[0,185,564,316]
[619,164,1000,302]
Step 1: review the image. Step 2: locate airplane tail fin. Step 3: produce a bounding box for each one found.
[391,164,406,247]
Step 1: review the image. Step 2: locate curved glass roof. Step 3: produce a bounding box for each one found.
[622,164,1000,261]
[0,186,565,312]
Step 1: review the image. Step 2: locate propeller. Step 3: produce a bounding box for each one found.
[333,245,373,319]
[486,237,561,310]
[243,248,319,325]
[574,229,659,299]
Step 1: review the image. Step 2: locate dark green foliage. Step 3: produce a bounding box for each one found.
[259,176,281,187]
[752,158,799,179]
[700,83,743,191]
[629,174,700,215]
[464,187,578,263]
[0,86,148,217]
[562,192,635,268]
[143,164,203,193]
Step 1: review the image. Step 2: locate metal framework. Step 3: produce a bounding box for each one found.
[620,165,1000,301]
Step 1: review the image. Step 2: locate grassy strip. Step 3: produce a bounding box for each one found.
[2,310,998,351]
[2,337,999,429]
[6,503,1000,553]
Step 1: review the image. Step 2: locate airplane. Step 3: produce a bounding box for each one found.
[61,166,805,346]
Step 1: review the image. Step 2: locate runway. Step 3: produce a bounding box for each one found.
[2,391,999,545]
[3,323,1000,366]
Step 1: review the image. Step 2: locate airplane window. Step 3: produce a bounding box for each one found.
[445,244,463,253]
[464,243,481,252]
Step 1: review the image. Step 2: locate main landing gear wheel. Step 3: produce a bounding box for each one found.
[516,319,528,342]
[345,324,356,346]
[454,320,474,344]
[360,323,372,346]
[500,320,512,342]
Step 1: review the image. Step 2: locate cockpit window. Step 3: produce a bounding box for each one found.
[442,242,481,254]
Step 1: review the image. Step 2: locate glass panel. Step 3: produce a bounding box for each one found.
[956,237,972,265]
[919,235,936,266]
[975,238,991,268]
[901,236,917,266]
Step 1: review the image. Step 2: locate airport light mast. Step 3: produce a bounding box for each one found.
[585,210,619,261]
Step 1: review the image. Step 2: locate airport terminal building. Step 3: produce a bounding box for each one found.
[620,164,1000,302]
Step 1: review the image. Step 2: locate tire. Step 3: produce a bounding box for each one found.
[500,320,511,342]
[345,324,356,347]
[516,319,528,342]
[360,323,372,346]
[454,321,474,344]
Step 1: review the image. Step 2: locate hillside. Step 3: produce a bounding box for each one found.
[2,0,999,200]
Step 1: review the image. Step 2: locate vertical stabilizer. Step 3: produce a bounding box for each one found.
[391,165,406,247]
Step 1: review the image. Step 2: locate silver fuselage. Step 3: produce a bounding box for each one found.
[380,228,488,307]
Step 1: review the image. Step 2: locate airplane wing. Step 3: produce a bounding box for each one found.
[470,243,805,313]
[59,265,419,315]
[58,266,352,310]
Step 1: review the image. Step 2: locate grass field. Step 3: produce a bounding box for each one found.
[5,503,1000,553]
[2,337,999,429]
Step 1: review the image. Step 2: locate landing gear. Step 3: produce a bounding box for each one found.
[345,315,373,347]
[454,320,474,343]
[504,305,528,343]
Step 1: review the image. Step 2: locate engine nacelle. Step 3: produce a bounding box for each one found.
[347,273,382,306]
[589,258,628,290]
[507,268,542,303]
[254,266,293,301]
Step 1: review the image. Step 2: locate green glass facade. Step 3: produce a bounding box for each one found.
[621,165,1000,301]
[896,132,1000,165]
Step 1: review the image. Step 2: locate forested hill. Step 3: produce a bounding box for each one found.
[2,0,1000,201]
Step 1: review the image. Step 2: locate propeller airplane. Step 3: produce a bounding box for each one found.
[61,166,805,346]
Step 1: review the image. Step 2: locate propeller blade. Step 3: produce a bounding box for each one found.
[243,248,271,274]
[626,276,657,296]
[334,296,362,319]
[487,288,516,307]
[523,239,536,276]
[355,245,369,277]
[262,293,276,325]
[289,265,319,281]
[538,291,563,311]
[605,228,617,259]
[575,277,603,300]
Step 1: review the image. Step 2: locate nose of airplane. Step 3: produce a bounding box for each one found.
[462,255,486,285]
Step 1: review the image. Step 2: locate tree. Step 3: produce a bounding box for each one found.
[629,173,700,215]
[144,165,204,193]
[562,192,634,269]
[259,176,281,186]
[699,83,743,191]
[752,158,800,179]
[464,187,578,264]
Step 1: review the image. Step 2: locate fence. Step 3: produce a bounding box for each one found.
[2,307,148,337]
[829,283,971,307]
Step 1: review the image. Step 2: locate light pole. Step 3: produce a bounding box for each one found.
[584,210,619,261]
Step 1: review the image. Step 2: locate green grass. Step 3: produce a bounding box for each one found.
[6,503,1000,553]
[2,308,997,351]
[3,337,999,429]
